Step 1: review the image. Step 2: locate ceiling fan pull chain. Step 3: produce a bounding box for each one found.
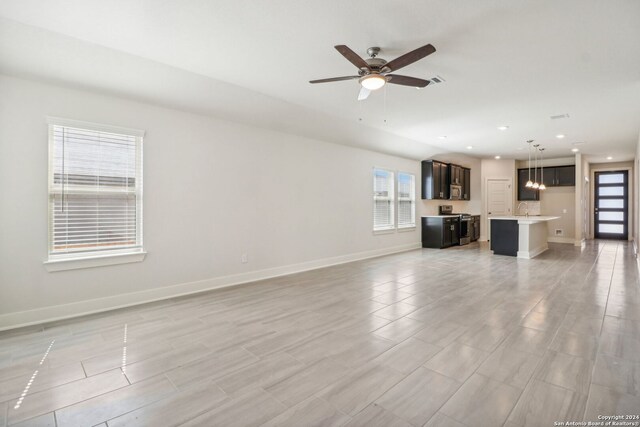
[383,84,387,124]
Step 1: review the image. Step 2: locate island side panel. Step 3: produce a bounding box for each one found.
[517,221,550,259]
[490,219,519,256]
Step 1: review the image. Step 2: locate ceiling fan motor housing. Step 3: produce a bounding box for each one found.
[364,57,389,75]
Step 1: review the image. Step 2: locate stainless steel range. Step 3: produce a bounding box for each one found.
[439,205,471,245]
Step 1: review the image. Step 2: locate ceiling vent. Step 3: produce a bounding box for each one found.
[429,75,445,84]
[550,113,570,120]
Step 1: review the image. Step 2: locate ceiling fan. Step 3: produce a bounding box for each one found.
[309,44,436,100]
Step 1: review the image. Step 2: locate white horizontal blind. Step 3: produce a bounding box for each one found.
[373,168,395,231]
[398,172,416,228]
[48,123,143,257]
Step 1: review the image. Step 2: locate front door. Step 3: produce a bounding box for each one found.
[594,171,628,240]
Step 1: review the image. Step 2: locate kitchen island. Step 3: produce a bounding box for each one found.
[490,216,560,259]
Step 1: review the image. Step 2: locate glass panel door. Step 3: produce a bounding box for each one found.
[594,171,628,240]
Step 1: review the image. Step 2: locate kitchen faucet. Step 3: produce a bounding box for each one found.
[517,202,529,217]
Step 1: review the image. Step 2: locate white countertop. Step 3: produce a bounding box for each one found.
[489,215,560,224]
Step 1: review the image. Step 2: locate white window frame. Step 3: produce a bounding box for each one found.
[397,171,416,230]
[373,167,396,232]
[44,117,146,272]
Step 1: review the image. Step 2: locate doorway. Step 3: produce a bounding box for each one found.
[486,178,512,240]
[594,170,628,240]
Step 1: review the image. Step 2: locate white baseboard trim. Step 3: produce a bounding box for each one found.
[517,244,548,259]
[547,236,575,244]
[0,242,421,331]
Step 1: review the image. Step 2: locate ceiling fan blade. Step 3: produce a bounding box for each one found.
[385,44,436,72]
[358,86,371,101]
[334,45,370,70]
[387,74,431,88]
[309,76,360,84]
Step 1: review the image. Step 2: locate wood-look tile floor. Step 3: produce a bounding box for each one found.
[1,240,639,426]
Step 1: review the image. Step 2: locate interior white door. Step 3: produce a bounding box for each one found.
[486,178,512,239]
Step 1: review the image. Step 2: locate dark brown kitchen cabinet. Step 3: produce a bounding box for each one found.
[422,216,460,248]
[553,165,576,186]
[448,164,471,200]
[541,165,575,187]
[422,160,449,199]
[518,168,539,201]
[449,164,463,186]
[462,167,471,200]
[542,168,556,187]
[469,215,480,241]
[518,165,576,200]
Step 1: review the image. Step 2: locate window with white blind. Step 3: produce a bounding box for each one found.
[397,172,416,228]
[373,168,395,231]
[47,118,144,262]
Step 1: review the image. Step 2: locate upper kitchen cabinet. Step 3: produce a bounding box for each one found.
[518,164,576,200]
[538,165,577,187]
[449,164,463,186]
[541,168,556,188]
[517,168,539,201]
[448,164,471,200]
[421,160,449,199]
[553,165,576,186]
[462,167,471,200]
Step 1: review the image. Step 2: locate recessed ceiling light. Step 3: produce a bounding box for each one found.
[556,134,565,139]
[495,155,501,159]
[466,146,473,150]
[571,148,579,153]
[497,126,509,131]
[607,156,613,160]
[438,136,447,139]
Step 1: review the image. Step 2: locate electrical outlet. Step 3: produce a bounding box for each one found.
[241,254,248,264]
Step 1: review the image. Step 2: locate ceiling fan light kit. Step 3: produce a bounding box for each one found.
[309,43,436,100]
[359,74,386,90]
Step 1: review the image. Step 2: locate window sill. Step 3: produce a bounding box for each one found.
[373,228,396,235]
[397,226,417,232]
[44,251,146,272]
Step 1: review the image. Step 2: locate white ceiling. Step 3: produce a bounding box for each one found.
[1,0,639,162]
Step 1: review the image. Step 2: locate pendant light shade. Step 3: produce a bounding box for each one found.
[525,140,534,188]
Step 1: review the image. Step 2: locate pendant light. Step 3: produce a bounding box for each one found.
[532,144,540,189]
[525,140,534,188]
[539,148,546,190]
